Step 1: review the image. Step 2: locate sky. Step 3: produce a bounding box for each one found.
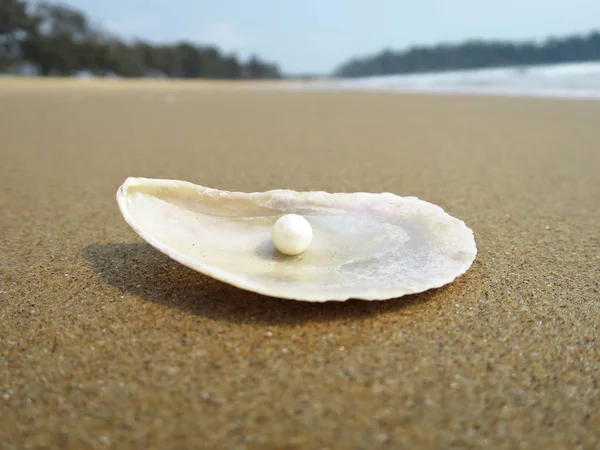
[62,0,600,74]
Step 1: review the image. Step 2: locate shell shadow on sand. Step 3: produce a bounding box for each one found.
[82,242,470,326]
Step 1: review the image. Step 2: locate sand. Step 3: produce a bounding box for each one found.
[1,79,598,449]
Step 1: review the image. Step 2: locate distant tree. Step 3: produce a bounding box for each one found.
[0,0,36,69]
[246,54,280,79]
[34,1,88,39]
[247,55,263,78]
[334,31,600,77]
[3,0,281,78]
[103,40,144,77]
[201,46,222,78]
[175,42,198,77]
[19,1,95,75]
[221,55,241,79]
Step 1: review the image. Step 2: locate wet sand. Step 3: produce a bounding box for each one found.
[1,79,599,449]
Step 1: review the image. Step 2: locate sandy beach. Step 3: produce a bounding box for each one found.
[1,79,598,449]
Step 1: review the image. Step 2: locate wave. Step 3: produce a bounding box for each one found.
[290,62,600,100]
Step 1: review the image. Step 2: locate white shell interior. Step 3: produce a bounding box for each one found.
[116,177,477,302]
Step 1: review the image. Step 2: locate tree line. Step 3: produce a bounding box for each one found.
[334,31,600,77]
[0,0,281,78]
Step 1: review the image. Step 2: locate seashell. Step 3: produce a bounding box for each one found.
[116,177,477,302]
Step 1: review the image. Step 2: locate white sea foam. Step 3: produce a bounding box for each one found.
[289,62,600,100]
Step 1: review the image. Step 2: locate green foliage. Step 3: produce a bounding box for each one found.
[334,32,600,77]
[0,0,35,69]
[0,0,281,78]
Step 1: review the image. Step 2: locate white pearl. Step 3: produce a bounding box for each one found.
[272,214,313,256]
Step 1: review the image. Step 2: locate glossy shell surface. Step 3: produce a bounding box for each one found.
[116,177,477,302]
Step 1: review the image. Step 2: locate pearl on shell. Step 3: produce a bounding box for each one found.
[271,214,313,256]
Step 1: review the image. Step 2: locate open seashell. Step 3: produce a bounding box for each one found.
[116,177,477,302]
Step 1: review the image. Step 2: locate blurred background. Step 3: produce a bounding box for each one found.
[1,0,599,82]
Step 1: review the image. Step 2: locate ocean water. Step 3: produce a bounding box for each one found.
[292,62,600,100]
